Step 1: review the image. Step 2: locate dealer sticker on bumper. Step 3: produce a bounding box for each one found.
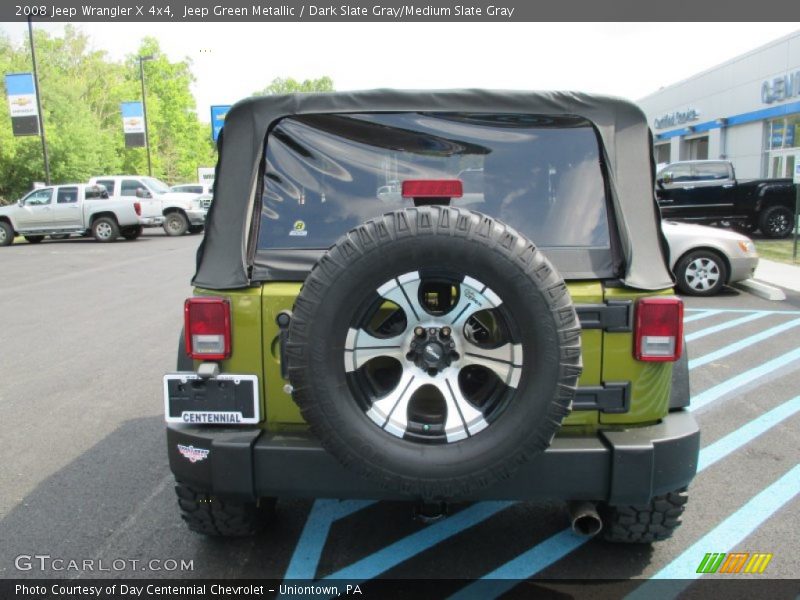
[177,444,210,463]
[163,373,260,425]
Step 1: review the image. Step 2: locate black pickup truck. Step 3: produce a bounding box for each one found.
[656,160,796,238]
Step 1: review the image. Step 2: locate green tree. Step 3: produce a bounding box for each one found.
[0,32,44,203]
[253,76,334,96]
[122,38,215,182]
[0,27,216,201]
[0,27,132,201]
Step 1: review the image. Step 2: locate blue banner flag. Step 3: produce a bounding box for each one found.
[5,72,40,135]
[210,105,232,142]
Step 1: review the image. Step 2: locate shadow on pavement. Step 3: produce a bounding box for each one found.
[0,415,657,582]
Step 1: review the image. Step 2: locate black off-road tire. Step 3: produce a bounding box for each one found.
[121,225,143,240]
[758,205,794,239]
[92,216,120,242]
[286,206,582,499]
[25,235,44,244]
[175,482,275,537]
[0,221,14,246]
[164,212,189,236]
[600,488,689,543]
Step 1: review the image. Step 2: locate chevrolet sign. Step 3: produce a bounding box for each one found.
[762,71,800,104]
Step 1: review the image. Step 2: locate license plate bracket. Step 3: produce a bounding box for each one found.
[163,373,259,424]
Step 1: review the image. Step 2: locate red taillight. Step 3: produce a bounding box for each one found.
[402,179,463,199]
[634,297,683,362]
[134,201,141,216]
[184,297,231,360]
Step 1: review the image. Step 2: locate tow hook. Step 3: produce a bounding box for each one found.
[197,362,220,380]
[413,501,448,524]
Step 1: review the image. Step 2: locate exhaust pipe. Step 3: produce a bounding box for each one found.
[568,501,603,537]
[413,501,448,524]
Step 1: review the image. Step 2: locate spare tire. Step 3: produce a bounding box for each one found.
[286,206,582,499]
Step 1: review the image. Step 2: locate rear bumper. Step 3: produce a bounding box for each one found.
[166,410,699,506]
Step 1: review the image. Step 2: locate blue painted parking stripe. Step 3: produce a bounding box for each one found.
[447,529,587,600]
[683,310,723,323]
[285,499,376,580]
[690,346,800,412]
[698,396,800,471]
[685,311,769,342]
[690,318,800,370]
[322,501,513,581]
[284,315,800,587]
[625,463,800,598]
[448,395,800,599]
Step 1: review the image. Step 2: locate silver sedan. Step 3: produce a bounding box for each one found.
[662,221,759,296]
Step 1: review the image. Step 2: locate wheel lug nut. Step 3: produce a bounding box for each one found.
[414,326,425,337]
[441,326,451,338]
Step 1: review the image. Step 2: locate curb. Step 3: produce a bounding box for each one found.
[733,279,786,301]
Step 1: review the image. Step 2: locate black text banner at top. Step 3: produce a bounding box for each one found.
[4,0,797,22]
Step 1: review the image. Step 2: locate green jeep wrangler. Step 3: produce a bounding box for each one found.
[165,90,699,543]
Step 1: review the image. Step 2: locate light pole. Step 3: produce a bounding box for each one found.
[28,17,50,184]
[138,54,154,176]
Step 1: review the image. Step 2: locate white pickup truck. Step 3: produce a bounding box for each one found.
[0,184,142,246]
[90,175,207,236]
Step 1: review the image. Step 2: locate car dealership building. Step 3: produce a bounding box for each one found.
[638,30,800,179]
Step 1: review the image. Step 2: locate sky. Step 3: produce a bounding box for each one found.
[1,22,798,122]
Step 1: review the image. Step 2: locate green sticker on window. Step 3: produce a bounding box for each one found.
[290,220,308,236]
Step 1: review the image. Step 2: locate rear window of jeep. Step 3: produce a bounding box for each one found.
[257,113,611,250]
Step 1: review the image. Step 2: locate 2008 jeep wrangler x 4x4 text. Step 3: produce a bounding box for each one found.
[164,90,699,543]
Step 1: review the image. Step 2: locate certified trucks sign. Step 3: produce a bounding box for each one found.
[4,73,40,136]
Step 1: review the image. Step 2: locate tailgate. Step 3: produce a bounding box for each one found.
[260,282,606,430]
[599,286,672,425]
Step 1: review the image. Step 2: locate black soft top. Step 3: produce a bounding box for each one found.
[193,89,673,291]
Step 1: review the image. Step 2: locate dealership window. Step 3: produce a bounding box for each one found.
[768,116,800,150]
[684,136,708,160]
[654,143,671,166]
[767,116,799,178]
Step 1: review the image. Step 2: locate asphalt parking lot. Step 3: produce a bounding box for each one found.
[0,232,798,595]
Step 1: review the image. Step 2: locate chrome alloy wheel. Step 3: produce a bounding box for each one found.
[95,221,114,240]
[684,257,721,292]
[344,271,523,444]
